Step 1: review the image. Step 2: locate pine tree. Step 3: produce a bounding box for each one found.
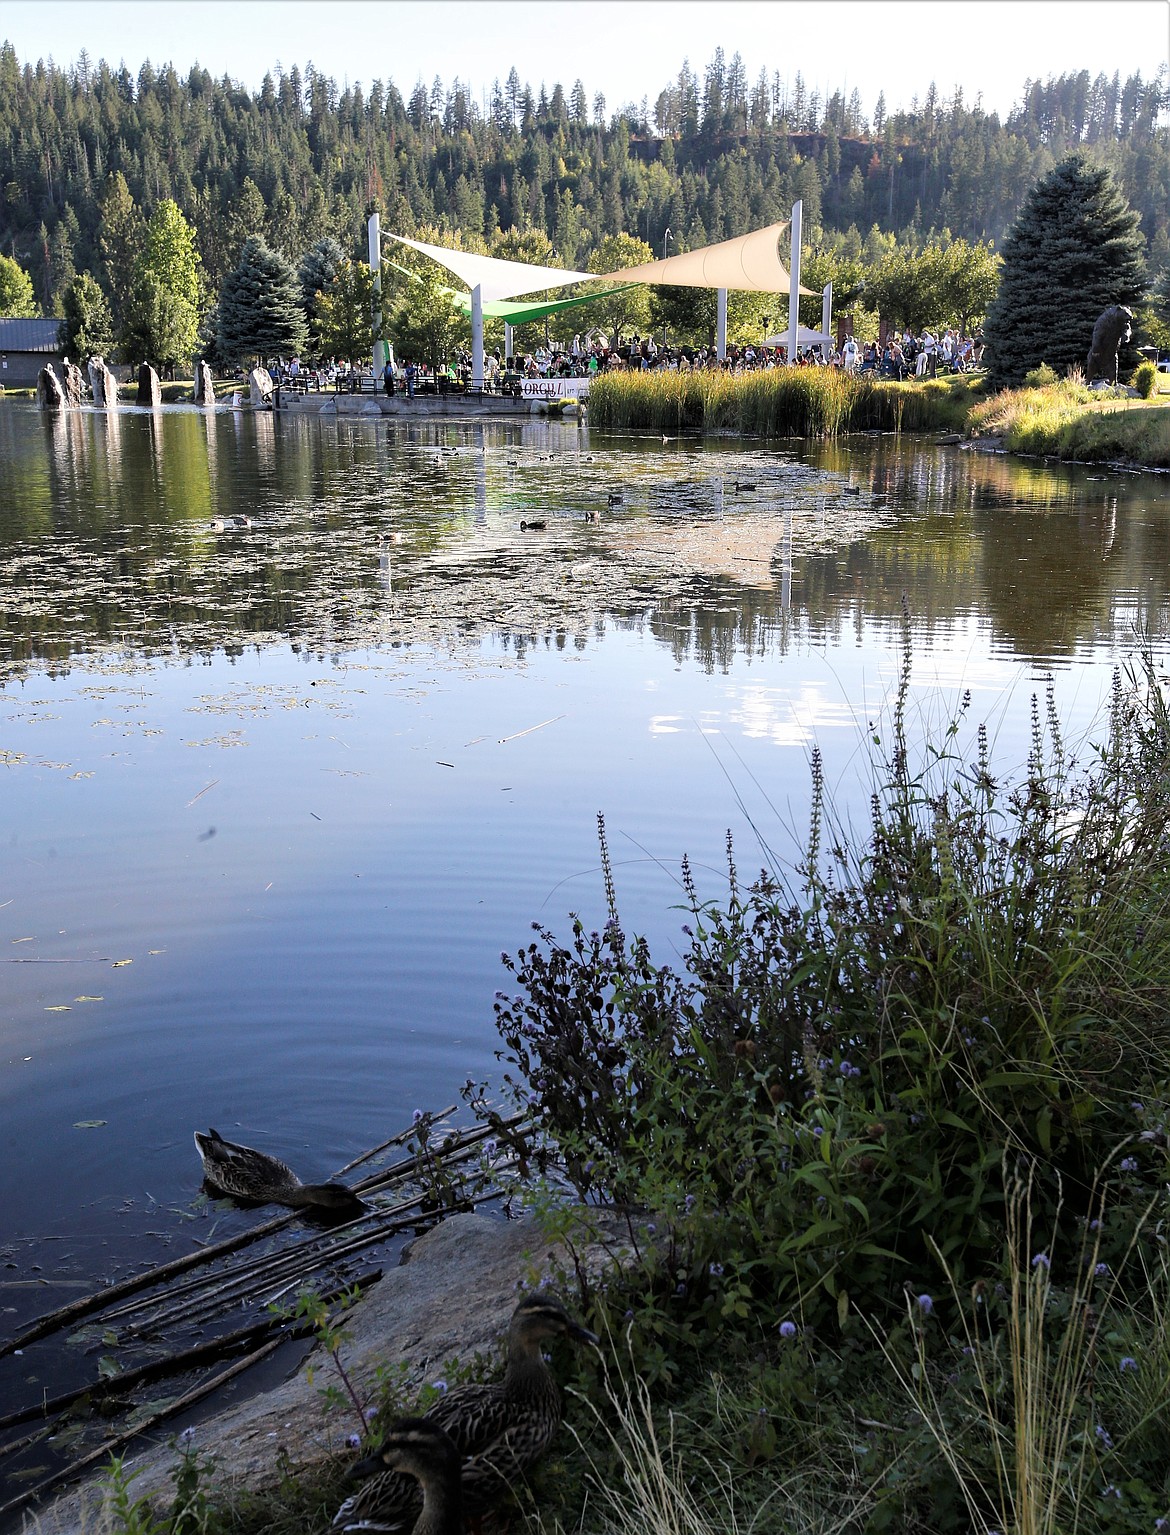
[983,153,1145,388]
[218,235,308,363]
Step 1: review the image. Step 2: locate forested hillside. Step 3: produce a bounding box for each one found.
[0,39,1166,316]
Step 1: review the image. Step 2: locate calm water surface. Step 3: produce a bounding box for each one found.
[1,402,1168,1351]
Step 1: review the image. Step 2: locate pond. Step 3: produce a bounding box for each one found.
[0,401,1168,1425]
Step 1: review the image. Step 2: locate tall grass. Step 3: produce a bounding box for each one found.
[968,377,1170,466]
[562,1339,871,1535]
[586,370,976,437]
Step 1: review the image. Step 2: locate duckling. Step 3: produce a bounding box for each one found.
[346,1419,463,1535]
[519,519,547,531]
[333,1294,598,1533]
[193,1129,366,1215]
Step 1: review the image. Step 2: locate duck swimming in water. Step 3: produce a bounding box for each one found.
[193,1128,366,1215]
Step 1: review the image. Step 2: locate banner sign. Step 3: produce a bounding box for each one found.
[519,377,591,400]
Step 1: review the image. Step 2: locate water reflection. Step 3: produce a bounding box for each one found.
[1,409,1168,676]
[2,402,1169,1447]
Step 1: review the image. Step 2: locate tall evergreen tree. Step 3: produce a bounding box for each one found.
[983,153,1145,388]
[218,236,308,363]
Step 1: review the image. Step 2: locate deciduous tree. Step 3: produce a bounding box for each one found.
[0,253,37,317]
[58,272,114,357]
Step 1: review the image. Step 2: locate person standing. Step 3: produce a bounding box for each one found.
[383,357,395,397]
[404,359,416,399]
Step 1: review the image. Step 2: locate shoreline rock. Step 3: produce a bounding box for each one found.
[29,1210,627,1535]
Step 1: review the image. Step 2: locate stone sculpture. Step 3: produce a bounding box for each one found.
[36,365,65,411]
[194,359,215,405]
[1086,305,1133,384]
[137,362,162,407]
[249,366,274,408]
[62,359,86,406]
[88,356,118,408]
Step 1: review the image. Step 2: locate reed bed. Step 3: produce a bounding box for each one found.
[587,369,974,437]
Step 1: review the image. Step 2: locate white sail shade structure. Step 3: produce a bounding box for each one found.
[763,326,835,348]
[595,221,817,295]
[385,233,595,303]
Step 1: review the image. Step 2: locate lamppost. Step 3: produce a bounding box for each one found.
[661,227,673,350]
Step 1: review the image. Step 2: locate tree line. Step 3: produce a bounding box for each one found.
[0,41,1165,369]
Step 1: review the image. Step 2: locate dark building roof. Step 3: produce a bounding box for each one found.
[0,318,63,354]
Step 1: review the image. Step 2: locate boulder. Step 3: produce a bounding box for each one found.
[194,359,215,405]
[36,365,66,411]
[136,362,162,407]
[249,366,274,409]
[62,360,86,406]
[87,356,119,408]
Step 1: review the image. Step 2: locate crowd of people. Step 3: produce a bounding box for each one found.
[253,323,985,397]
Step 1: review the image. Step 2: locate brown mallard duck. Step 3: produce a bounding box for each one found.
[193,1128,365,1215]
[352,1419,463,1535]
[333,1293,598,1533]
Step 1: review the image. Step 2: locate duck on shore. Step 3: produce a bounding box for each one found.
[349,1419,464,1535]
[333,1293,598,1532]
[193,1128,366,1215]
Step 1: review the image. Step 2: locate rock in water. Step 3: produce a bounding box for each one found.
[36,365,66,411]
[137,362,162,407]
[62,360,86,406]
[249,367,274,409]
[88,356,118,408]
[194,359,215,406]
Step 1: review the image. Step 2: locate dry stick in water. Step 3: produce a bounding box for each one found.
[0,1336,287,1523]
[0,1112,478,1358]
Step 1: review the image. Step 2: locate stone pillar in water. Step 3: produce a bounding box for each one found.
[137,362,162,407]
[88,356,119,408]
[249,366,274,408]
[62,360,86,406]
[37,365,66,411]
[194,359,215,405]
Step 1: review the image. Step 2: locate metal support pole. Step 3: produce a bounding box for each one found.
[504,322,513,363]
[716,288,728,361]
[367,211,385,375]
[822,281,833,359]
[471,284,484,391]
[785,199,803,366]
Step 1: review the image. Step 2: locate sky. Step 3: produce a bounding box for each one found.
[2,0,1167,123]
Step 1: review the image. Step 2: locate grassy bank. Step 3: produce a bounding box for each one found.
[83,626,1170,1535]
[587,368,981,436]
[967,372,1170,467]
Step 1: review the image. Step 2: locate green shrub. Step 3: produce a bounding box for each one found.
[1022,362,1059,388]
[1132,359,1158,399]
[490,622,1170,1340]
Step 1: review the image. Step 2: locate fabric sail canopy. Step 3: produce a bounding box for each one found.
[597,221,816,295]
[387,260,637,323]
[763,326,835,347]
[385,233,594,303]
